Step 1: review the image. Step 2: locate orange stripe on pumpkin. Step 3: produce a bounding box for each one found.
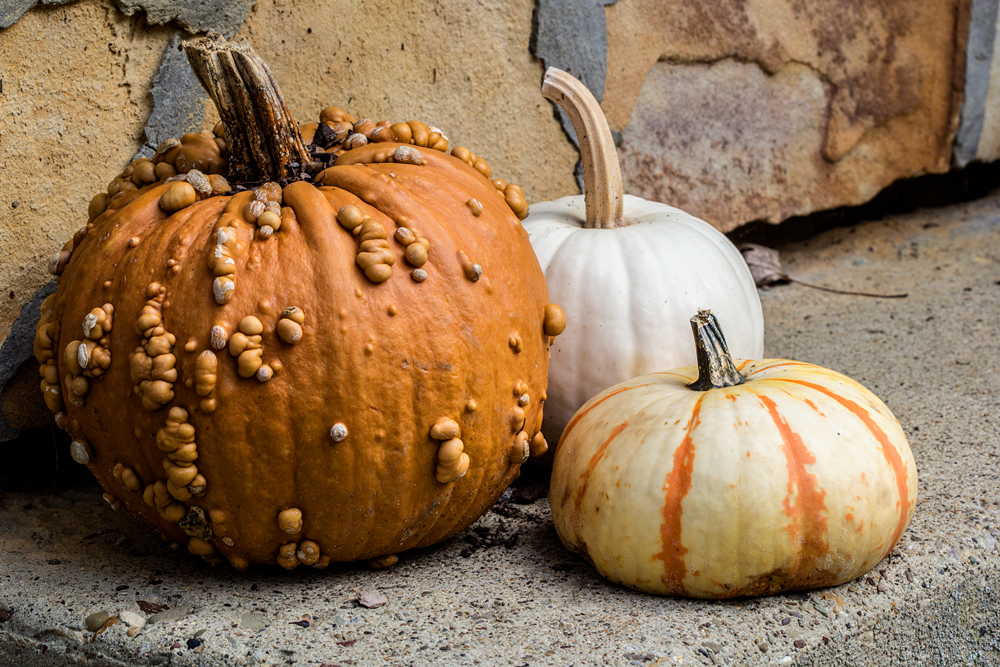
[558,383,654,447]
[755,392,830,582]
[653,396,704,594]
[571,420,630,545]
[781,379,911,554]
[573,420,630,514]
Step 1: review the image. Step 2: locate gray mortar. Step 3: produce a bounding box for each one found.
[2,191,1000,665]
[531,0,617,192]
[132,32,211,161]
[954,0,1000,167]
[0,0,254,35]
[0,280,56,442]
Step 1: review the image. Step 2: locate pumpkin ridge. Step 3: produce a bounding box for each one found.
[779,379,911,555]
[339,146,504,214]
[571,419,631,546]
[558,383,655,447]
[752,389,831,588]
[652,395,704,595]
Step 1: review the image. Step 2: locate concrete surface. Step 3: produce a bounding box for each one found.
[3,190,1000,666]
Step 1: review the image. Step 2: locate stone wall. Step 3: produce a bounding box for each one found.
[0,0,997,438]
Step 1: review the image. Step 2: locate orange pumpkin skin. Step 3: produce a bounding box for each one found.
[551,359,917,598]
[34,124,556,569]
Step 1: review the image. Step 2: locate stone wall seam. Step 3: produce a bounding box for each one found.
[954,0,999,166]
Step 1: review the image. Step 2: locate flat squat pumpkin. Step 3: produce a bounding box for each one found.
[33,35,561,569]
[551,311,917,598]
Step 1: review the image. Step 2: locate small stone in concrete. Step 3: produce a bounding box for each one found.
[86,611,110,632]
[148,606,188,625]
[239,612,269,630]
[119,611,146,629]
[357,590,388,608]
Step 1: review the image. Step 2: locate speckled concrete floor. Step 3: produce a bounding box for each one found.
[3,191,1000,666]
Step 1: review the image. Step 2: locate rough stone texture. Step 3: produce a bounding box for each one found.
[0,0,71,29]
[2,191,1000,665]
[0,0,578,350]
[132,31,210,160]
[953,0,999,166]
[113,0,254,37]
[969,4,1000,163]
[0,0,254,34]
[604,0,971,231]
[531,0,617,144]
[0,0,176,345]
[0,281,56,440]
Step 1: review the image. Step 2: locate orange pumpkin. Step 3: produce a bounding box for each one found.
[551,311,917,598]
[33,35,562,570]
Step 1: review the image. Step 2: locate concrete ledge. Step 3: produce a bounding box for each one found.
[3,192,1000,665]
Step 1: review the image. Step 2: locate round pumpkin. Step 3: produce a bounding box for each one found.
[33,35,562,569]
[551,311,917,598]
[522,69,764,448]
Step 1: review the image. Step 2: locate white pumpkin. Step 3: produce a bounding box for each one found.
[550,311,917,598]
[524,69,764,447]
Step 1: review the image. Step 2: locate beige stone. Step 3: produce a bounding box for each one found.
[604,0,966,231]
[0,0,175,342]
[0,0,579,343]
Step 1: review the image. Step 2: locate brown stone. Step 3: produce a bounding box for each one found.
[604,0,968,231]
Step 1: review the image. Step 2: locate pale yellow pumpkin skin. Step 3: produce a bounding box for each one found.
[550,360,917,598]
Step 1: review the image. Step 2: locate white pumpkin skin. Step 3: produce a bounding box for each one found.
[550,359,917,598]
[524,194,764,445]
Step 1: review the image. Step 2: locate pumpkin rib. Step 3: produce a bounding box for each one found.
[652,394,704,595]
[571,420,630,546]
[776,379,912,555]
[749,389,831,589]
[338,144,513,222]
[558,382,657,447]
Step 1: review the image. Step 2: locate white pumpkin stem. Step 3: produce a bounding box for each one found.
[687,310,746,392]
[183,34,316,185]
[542,68,624,230]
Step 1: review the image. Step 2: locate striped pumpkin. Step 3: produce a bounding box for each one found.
[550,311,917,598]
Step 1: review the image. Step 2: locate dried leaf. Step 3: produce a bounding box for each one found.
[356,590,388,609]
[137,601,169,615]
[737,243,789,287]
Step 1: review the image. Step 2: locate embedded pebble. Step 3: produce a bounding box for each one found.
[411,269,427,282]
[148,607,189,625]
[85,612,110,632]
[240,613,270,630]
[357,590,388,609]
[118,611,146,629]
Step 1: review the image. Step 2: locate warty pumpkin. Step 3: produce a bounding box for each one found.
[32,35,563,570]
[551,311,917,598]
[522,69,764,450]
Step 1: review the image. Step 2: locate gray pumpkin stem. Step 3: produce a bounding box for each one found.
[183,34,314,185]
[687,310,746,392]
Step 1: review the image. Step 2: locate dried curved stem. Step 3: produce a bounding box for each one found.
[183,34,312,185]
[687,310,746,392]
[542,68,624,229]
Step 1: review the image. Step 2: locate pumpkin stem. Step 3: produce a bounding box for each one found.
[687,310,746,391]
[183,34,314,185]
[541,68,625,230]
